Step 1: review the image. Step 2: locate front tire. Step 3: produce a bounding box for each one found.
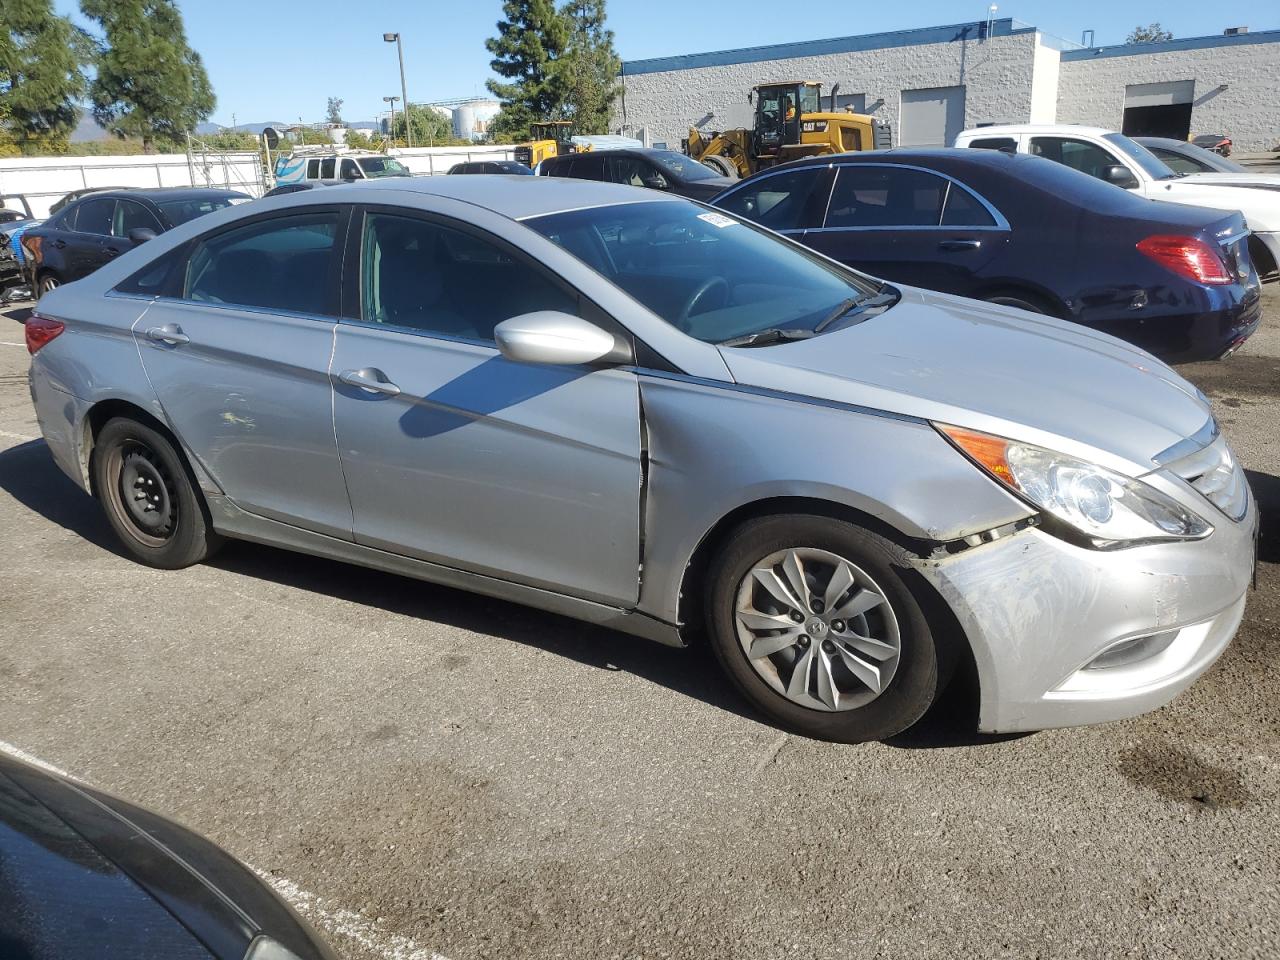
[92,417,223,569]
[701,155,739,179]
[706,516,947,743]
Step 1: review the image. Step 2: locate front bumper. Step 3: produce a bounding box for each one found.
[915,492,1256,733]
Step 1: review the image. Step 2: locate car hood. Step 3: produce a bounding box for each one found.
[717,286,1212,474]
[1178,171,1280,192]
[1152,176,1280,231]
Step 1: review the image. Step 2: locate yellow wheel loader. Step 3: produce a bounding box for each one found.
[686,82,891,179]
[514,121,591,169]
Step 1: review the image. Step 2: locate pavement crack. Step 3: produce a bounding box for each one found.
[754,733,789,775]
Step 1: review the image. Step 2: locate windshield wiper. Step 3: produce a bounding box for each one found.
[1159,171,1188,180]
[718,328,815,348]
[814,290,899,332]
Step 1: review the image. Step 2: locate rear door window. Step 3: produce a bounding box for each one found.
[714,168,833,231]
[967,137,1017,153]
[184,211,342,315]
[319,157,336,178]
[608,155,647,186]
[307,159,321,178]
[74,198,116,236]
[825,166,946,228]
[571,154,606,180]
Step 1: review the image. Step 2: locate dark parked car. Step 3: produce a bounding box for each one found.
[1135,137,1247,175]
[448,159,534,175]
[264,180,343,197]
[23,187,249,297]
[538,147,736,200]
[0,752,335,960]
[48,185,129,216]
[713,149,1262,362]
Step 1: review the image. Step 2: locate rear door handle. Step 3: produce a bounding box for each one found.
[145,324,190,346]
[938,239,982,252]
[338,367,401,397]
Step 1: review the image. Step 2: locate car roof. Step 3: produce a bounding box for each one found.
[768,146,1038,173]
[85,187,249,201]
[958,124,1114,138]
[307,175,686,220]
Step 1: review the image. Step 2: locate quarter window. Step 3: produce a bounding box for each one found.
[940,184,997,227]
[75,198,115,236]
[1029,137,1118,181]
[359,212,577,342]
[715,168,832,231]
[825,167,946,228]
[184,211,341,315]
[968,137,1017,154]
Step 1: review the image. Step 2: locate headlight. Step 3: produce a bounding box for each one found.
[938,424,1212,548]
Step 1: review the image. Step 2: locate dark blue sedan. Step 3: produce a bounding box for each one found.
[712,149,1262,362]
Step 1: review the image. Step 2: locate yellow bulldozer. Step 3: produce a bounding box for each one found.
[514,120,591,168]
[686,81,891,179]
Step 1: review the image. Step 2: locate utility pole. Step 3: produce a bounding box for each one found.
[383,33,414,147]
[383,96,400,146]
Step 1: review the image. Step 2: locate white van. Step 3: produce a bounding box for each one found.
[273,150,412,187]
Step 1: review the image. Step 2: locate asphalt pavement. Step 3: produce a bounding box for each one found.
[1,293,1277,960]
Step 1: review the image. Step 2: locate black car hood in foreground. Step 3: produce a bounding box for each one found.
[0,754,334,960]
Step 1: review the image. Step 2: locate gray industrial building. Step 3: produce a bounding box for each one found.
[615,18,1280,151]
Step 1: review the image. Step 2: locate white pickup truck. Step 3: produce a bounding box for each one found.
[954,124,1280,282]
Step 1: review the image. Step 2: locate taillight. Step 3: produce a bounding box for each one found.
[1137,235,1233,285]
[25,315,65,354]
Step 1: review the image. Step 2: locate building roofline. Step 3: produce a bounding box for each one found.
[621,17,1039,76]
[1062,27,1280,61]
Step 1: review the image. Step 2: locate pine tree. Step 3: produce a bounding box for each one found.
[485,0,568,139]
[80,0,215,153]
[558,0,621,135]
[0,0,89,150]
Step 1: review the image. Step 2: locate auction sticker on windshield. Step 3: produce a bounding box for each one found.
[697,212,738,229]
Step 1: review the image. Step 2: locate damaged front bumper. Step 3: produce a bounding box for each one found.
[914,494,1257,733]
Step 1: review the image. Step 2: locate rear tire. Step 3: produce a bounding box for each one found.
[36,273,59,300]
[985,293,1047,315]
[92,417,223,569]
[706,515,949,743]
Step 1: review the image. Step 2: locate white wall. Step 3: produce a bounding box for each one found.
[0,152,264,218]
[1029,35,1061,124]
[1058,41,1280,151]
[388,144,518,176]
[616,31,1043,148]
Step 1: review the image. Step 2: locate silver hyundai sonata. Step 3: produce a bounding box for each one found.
[25,176,1256,742]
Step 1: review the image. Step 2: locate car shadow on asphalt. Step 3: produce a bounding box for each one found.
[2,304,32,325]
[0,435,1034,749]
[1246,470,1280,563]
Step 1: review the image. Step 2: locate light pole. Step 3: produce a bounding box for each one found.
[383,96,400,146]
[383,32,413,147]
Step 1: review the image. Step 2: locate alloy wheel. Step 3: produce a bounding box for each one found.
[733,547,901,711]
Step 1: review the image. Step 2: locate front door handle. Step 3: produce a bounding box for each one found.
[338,367,401,397]
[52,239,66,250]
[145,324,189,346]
[938,239,982,252]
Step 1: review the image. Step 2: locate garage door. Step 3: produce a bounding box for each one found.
[1122,80,1194,140]
[900,86,966,147]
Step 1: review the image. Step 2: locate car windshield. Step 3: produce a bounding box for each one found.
[1103,133,1177,180]
[524,201,882,343]
[156,196,243,226]
[358,156,411,178]
[649,151,720,182]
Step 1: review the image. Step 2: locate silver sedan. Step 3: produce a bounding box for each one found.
[25,176,1257,742]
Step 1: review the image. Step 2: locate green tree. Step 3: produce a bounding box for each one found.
[325,96,343,125]
[558,0,620,135]
[80,0,215,153]
[0,0,89,151]
[1126,23,1173,43]
[485,0,568,140]
[391,104,452,145]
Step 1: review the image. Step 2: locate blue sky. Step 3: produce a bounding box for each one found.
[55,1,1267,127]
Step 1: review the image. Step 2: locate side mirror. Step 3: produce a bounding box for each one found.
[494,311,630,367]
[128,227,157,244]
[1103,164,1139,189]
[643,174,669,190]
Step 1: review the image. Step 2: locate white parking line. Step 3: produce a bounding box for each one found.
[0,340,26,347]
[0,740,451,960]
